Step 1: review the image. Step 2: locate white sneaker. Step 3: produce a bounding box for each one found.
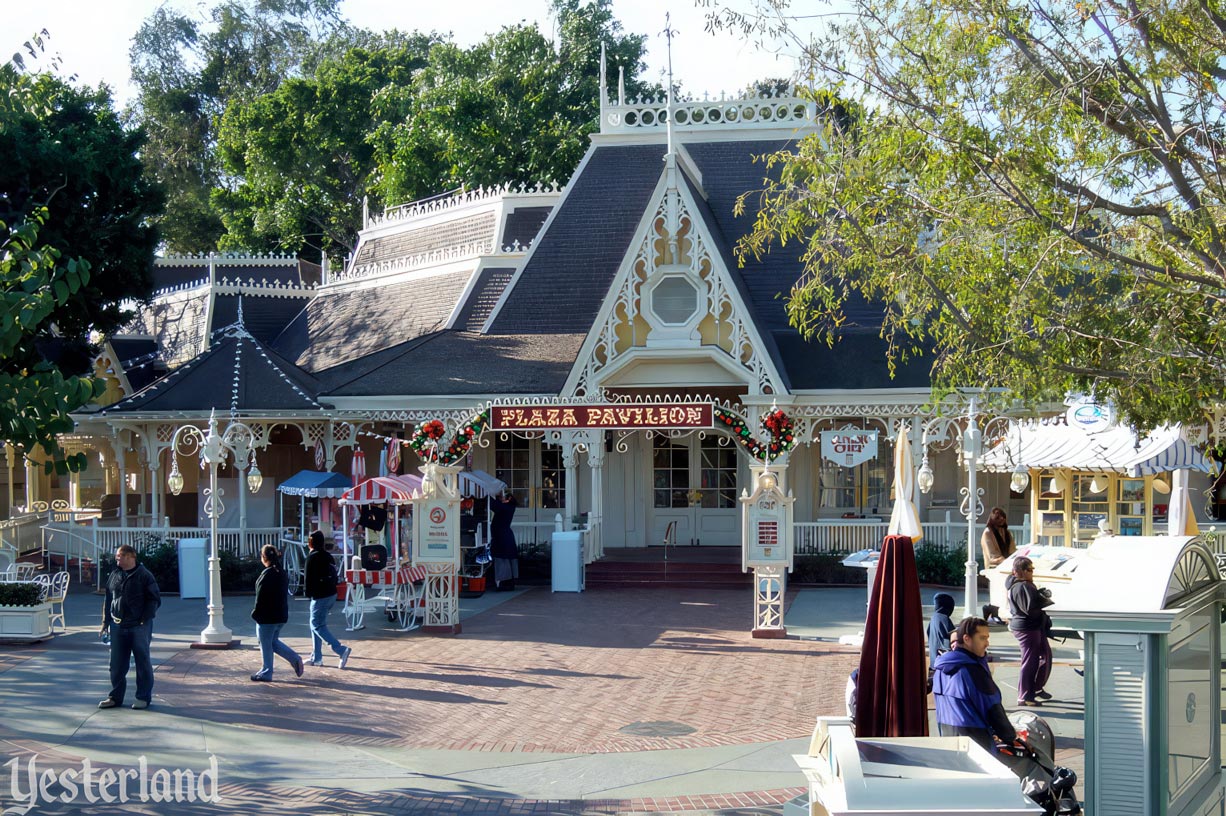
[338,646,352,670]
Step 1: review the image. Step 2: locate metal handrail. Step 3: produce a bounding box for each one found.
[662,520,677,564]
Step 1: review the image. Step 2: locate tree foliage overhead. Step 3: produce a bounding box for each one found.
[372,2,653,209]
[0,41,162,472]
[214,32,438,261]
[707,0,1226,429]
[129,0,347,253]
[130,0,654,262]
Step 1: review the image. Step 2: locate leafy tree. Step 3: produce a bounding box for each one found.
[0,45,161,471]
[373,0,655,208]
[128,0,347,252]
[707,0,1226,429]
[214,33,437,261]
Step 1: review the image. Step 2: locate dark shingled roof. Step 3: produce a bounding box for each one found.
[352,211,496,267]
[321,331,584,397]
[682,139,932,392]
[273,270,472,373]
[454,267,516,332]
[109,337,157,364]
[212,295,307,344]
[488,144,666,334]
[500,206,552,250]
[101,326,323,416]
[108,337,165,392]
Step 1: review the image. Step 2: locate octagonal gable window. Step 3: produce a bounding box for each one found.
[651,276,699,325]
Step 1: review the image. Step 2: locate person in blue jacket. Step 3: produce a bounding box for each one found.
[932,616,1017,753]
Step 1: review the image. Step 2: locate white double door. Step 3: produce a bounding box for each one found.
[649,435,741,547]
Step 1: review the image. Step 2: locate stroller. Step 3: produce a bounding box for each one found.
[995,711,1082,815]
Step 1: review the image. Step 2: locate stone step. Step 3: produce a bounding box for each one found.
[582,579,750,590]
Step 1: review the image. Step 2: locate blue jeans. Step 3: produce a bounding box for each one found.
[109,621,154,704]
[254,623,299,679]
[309,595,345,662]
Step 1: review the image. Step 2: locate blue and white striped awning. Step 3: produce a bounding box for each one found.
[981,419,1210,476]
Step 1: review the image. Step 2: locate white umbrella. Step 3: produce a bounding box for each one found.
[887,422,924,542]
[1167,468,1200,536]
[351,449,367,485]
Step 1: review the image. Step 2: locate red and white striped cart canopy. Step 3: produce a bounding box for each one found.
[339,474,425,505]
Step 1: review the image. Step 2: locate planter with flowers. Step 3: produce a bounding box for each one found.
[0,582,53,642]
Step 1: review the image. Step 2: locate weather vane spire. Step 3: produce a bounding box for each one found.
[662,13,677,159]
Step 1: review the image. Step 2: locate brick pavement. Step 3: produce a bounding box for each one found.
[154,588,860,756]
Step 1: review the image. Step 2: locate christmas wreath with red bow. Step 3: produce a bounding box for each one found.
[714,406,795,462]
[408,410,490,464]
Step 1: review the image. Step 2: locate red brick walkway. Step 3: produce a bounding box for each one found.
[157,588,859,757]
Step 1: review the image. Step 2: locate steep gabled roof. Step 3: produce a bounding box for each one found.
[682,139,931,391]
[488,144,666,334]
[273,271,471,372]
[99,320,323,417]
[321,330,584,397]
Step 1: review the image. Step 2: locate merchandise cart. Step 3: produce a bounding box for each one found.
[338,474,426,631]
[276,470,353,594]
[457,470,507,593]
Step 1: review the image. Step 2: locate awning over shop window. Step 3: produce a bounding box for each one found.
[981,419,1210,476]
[277,470,353,498]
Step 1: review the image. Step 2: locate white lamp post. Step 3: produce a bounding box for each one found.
[917,394,1028,615]
[166,410,262,647]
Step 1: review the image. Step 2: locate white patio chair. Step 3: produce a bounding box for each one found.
[14,562,37,581]
[31,573,51,602]
[44,571,69,633]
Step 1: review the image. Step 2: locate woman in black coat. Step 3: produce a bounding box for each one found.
[304,530,351,668]
[1006,556,1054,705]
[251,544,303,682]
[490,492,519,591]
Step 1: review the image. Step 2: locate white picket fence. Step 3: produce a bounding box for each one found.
[794,519,971,555]
[41,520,287,582]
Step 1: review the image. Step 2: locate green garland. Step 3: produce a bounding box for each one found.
[713,406,795,462]
[408,410,490,465]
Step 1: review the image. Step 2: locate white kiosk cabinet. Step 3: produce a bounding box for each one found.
[1050,535,1224,816]
[787,717,1041,816]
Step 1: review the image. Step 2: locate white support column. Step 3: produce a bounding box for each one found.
[24,456,34,509]
[116,444,127,523]
[237,461,249,555]
[149,455,162,525]
[5,444,16,514]
[562,442,580,531]
[587,438,606,563]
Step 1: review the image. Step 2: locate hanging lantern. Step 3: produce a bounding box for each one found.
[1010,465,1030,494]
[917,461,934,494]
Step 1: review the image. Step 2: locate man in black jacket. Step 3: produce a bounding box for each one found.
[98,545,161,710]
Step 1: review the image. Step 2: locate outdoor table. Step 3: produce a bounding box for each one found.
[343,564,427,632]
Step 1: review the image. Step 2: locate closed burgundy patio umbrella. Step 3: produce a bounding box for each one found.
[854,423,928,737]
